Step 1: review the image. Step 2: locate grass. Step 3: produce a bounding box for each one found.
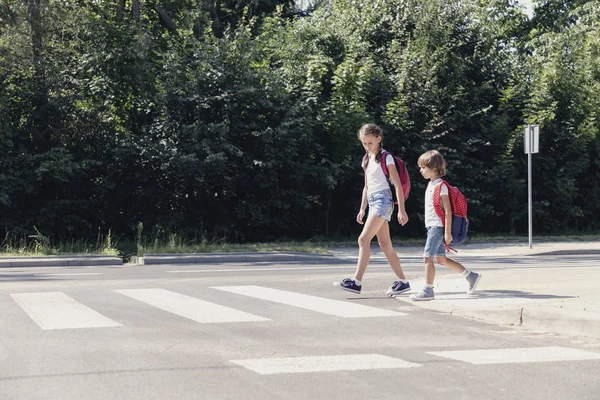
[1,228,120,257]
[2,228,599,261]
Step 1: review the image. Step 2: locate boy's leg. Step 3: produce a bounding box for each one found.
[410,227,443,301]
[425,257,435,285]
[436,256,482,294]
[435,256,466,274]
[410,257,435,300]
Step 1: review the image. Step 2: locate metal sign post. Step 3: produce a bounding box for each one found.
[524,125,539,249]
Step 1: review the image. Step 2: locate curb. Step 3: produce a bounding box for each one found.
[527,249,600,256]
[0,255,123,268]
[136,252,347,265]
[452,305,600,340]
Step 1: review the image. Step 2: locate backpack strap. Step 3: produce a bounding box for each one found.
[432,180,450,226]
[380,150,390,179]
[433,180,459,253]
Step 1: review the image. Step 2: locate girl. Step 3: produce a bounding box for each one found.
[334,123,411,295]
[410,150,481,300]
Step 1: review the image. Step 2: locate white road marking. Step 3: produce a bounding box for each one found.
[167,265,371,273]
[115,288,271,324]
[230,354,422,375]
[428,346,600,364]
[34,273,103,276]
[10,292,122,330]
[212,285,408,318]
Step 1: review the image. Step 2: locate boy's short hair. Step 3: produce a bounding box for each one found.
[418,150,447,176]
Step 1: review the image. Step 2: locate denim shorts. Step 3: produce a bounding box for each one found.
[424,226,446,258]
[368,189,394,222]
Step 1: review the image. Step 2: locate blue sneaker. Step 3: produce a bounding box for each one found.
[386,280,411,296]
[410,286,435,301]
[466,271,481,295]
[333,278,361,294]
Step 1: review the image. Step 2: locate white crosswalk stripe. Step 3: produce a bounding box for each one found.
[428,346,600,364]
[212,285,408,318]
[114,288,272,324]
[10,292,122,330]
[230,354,422,375]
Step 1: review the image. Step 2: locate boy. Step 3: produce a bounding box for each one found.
[410,150,481,301]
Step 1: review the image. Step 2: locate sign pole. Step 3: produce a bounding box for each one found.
[528,126,533,249]
[524,124,539,250]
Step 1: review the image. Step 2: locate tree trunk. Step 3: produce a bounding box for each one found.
[25,0,51,151]
[117,0,126,20]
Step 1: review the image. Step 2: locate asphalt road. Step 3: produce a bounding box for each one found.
[1,255,599,400]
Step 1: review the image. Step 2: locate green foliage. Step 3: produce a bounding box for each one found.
[1,0,599,245]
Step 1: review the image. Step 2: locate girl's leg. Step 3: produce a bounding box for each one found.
[376,222,406,280]
[353,214,386,281]
[435,256,466,274]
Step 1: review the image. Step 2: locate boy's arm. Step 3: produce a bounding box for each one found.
[386,163,408,226]
[441,194,453,244]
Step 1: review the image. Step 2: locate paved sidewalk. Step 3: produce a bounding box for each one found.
[395,267,600,341]
[333,241,600,341]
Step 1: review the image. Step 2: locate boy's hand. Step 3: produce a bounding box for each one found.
[445,232,453,245]
[397,210,408,226]
[357,209,366,224]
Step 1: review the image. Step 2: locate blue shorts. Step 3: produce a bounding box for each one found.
[424,226,446,258]
[368,189,394,222]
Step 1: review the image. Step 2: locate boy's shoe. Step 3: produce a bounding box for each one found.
[386,280,411,296]
[466,271,481,295]
[333,278,361,294]
[410,287,435,301]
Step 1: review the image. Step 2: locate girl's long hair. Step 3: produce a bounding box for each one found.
[359,123,383,168]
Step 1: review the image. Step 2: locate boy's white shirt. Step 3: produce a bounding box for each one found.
[424,178,448,227]
[363,150,394,195]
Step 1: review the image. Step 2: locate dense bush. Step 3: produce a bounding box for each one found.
[1,0,598,243]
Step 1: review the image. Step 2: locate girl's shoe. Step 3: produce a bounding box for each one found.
[333,278,361,294]
[410,287,435,301]
[386,280,411,296]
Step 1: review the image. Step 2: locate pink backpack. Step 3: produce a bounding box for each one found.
[380,151,411,201]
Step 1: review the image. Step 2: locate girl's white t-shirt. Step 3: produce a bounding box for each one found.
[424,178,448,227]
[363,150,394,195]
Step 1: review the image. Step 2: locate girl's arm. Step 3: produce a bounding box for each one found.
[386,162,408,226]
[357,174,368,224]
[441,194,453,244]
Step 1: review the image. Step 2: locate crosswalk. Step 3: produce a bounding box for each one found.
[6,285,407,330]
[4,285,600,375]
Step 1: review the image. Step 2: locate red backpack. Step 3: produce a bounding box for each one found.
[433,180,468,247]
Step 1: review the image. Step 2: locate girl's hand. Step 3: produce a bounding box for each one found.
[397,210,408,226]
[445,232,453,245]
[356,210,365,224]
